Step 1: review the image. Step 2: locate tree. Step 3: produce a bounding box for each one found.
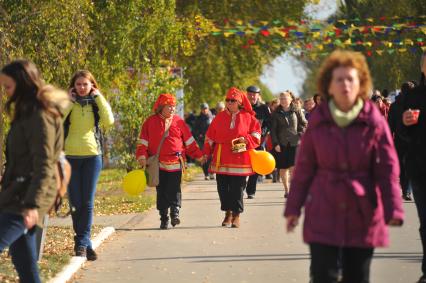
[176,0,309,109]
[1,0,316,170]
[0,0,192,170]
[300,0,426,93]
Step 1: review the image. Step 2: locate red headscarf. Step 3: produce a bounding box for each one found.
[226,87,255,115]
[152,93,176,112]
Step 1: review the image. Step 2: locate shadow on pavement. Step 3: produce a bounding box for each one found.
[116,225,221,231]
[245,203,285,207]
[373,252,422,262]
[120,253,310,262]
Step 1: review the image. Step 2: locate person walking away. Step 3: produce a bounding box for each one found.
[136,93,205,229]
[271,91,307,198]
[64,70,114,260]
[388,82,415,201]
[245,85,271,198]
[285,50,404,283]
[203,87,261,228]
[401,52,426,283]
[193,103,214,180]
[0,60,70,282]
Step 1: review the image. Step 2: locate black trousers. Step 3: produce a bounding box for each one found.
[202,158,211,177]
[412,177,426,275]
[310,243,374,283]
[156,170,182,211]
[216,174,246,213]
[246,145,263,195]
[245,173,258,196]
[397,149,410,196]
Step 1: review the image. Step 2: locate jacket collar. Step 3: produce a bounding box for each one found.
[310,99,379,128]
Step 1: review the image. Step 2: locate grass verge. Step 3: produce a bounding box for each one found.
[0,226,102,283]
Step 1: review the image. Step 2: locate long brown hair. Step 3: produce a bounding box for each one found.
[2,60,45,120]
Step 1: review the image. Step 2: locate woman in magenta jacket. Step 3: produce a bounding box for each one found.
[284,50,404,283]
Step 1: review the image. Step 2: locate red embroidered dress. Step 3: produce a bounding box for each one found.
[136,114,202,172]
[204,110,261,175]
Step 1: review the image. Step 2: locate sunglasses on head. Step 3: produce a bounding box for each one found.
[225,99,237,103]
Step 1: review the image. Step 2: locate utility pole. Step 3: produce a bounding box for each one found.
[171,67,185,118]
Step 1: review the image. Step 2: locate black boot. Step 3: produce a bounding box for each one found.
[170,206,181,227]
[159,209,169,230]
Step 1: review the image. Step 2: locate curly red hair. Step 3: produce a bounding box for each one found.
[317,50,372,101]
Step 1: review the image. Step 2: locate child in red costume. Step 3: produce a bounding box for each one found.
[136,93,204,229]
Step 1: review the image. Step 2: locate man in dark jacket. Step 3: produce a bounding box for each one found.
[192,103,214,180]
[245,85,271,198]
[401,53,426,283]
[388,82,415,201]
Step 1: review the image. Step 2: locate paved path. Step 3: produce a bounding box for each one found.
[71,176,422,283]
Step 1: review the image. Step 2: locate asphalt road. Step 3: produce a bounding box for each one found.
[72,176,422,283]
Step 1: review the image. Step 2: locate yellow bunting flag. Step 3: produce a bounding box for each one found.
[404,39,414,45]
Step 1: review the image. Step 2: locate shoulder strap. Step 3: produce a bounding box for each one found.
[155,127,170,157]
[92,102,100,129]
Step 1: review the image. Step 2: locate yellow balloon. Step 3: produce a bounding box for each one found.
[122,170,147,196]
[248,149,276,175]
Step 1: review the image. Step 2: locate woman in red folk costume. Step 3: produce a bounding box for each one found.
[136,93,204,229]
[204,87,261,228]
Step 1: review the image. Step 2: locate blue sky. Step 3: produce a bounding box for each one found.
[260,0,338,97]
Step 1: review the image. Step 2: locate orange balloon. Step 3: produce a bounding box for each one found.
[248,149,276,175]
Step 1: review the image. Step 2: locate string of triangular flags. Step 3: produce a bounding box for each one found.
[195,15,426,58]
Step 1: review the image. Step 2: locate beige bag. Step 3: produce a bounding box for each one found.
[146,129,169,187]
[146,155,160,187]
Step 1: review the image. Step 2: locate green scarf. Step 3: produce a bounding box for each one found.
[328,98,364,128]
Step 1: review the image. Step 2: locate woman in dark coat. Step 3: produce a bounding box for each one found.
[284,50,404,283]
[0,60,69,283]
[270,90,307,197]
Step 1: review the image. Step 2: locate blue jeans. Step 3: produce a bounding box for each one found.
[412,178,426,275]
[67,155,102,249]
[0,213,41,283]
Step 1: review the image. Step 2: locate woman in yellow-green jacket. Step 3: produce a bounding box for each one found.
[65,70,114,261]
